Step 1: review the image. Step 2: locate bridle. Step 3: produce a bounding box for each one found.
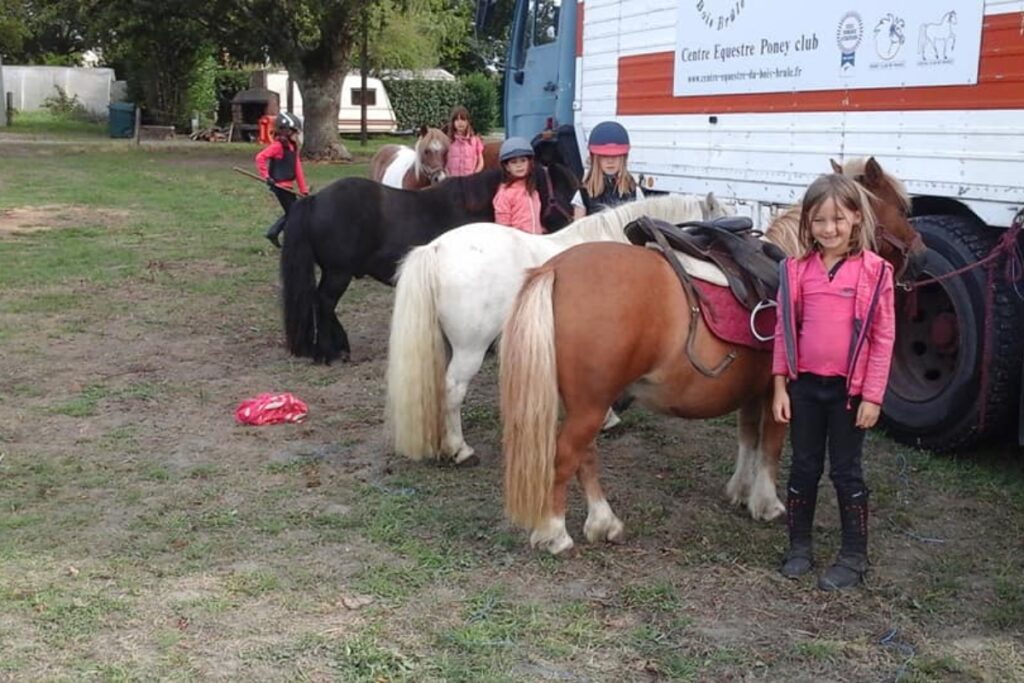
[876,223,924,287]
[539,165,574,225]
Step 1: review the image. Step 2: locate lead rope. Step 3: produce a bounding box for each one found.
[901,210,1024,433]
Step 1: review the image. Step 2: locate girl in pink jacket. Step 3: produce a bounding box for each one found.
[444,106,484,177]
[771,173,895,592]
[492,137,543,234]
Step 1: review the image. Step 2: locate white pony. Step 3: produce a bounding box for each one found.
[386,194,733,465]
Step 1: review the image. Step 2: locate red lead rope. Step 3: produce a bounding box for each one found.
[901,209,1024,434]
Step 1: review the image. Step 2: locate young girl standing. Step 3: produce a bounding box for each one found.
[444,106,485,177]
[492,137,543,234]
[771,173,896,591]
[255,112,309,247]
[571,120,643,219]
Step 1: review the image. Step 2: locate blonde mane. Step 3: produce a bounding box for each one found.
[763,206,803,257]
[414,127,450,177]
[548,194,733,247]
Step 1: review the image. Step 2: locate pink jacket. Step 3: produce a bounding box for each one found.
[493,180,543,234]
[446,134,484,177]
[772,250,895,404]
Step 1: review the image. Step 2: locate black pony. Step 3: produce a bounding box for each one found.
[281,164,578,363]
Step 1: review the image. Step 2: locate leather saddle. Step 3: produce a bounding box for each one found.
[625,215,786,310]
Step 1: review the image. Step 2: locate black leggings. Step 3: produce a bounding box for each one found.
[786,373,867,500]
[271,185,296,213]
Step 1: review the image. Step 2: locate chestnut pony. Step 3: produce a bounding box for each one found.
[369,125,451,189]
[499,158,928,554]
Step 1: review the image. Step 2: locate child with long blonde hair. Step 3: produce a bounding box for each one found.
[772,173,893,591]
[571,120,643,219]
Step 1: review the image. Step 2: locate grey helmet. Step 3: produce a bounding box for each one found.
[499,136,534,162]
[276,111,302,132]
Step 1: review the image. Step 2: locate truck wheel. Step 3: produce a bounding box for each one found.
[883,215,1023,451]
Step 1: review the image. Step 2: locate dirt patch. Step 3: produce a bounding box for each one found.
[0,205,130,236]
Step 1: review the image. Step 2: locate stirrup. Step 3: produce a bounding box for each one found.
[750,299,777,342]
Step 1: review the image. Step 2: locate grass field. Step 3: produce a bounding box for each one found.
[1,122,1022,682]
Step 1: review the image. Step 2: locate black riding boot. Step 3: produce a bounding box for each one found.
[780,490,816,578]
[264,215,286,248]
[818,491,869,591]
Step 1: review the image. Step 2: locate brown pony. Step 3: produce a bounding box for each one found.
[369,125,451,189]
[498,158,928,554]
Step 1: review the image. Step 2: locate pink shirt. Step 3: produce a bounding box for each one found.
[446,134,484,177]
[493,180,543,234]
[796,253,862,377]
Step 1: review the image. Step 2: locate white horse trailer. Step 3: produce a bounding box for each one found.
[492,0,1024,450]
[265,70,398,133]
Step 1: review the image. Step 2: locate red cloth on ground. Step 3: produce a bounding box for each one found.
[235,393,308,425]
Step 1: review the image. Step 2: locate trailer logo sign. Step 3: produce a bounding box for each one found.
[673,0,983,97]
[836,12,863,71]
[874,13,906,61]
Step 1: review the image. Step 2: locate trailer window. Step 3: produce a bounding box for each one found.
[350,88,377,107]
[530,0,560,46]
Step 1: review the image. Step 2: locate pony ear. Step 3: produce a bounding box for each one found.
[705,191,719,212]
[830,158,843,174]
[418,124,428,138]
[864,156,884,184]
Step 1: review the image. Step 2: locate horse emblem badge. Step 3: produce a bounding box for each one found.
[919,10,958,63]
[874,13,906,61]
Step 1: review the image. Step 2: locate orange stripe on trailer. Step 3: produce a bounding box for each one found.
[617,12,1024,115]
[576,2,585,58]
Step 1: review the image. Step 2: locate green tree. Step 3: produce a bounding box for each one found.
[0,0,90,64]
[91,0,213,127]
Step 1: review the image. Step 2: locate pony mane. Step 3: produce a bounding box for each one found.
[557,194,710,244]
[764,205,803,257]
[841,157,911,212]
[414,127,450,177]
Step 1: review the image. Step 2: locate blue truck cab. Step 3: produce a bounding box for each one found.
[479,0,583,177]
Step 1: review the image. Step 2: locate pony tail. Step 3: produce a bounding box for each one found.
[501,267,559,529]
[280,197,319,358]
[386,245,446,460]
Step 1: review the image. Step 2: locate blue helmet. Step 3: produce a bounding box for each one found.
[499,136,534,162]
[588,121,629,155]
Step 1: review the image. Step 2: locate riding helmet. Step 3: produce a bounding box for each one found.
[499,136,535,162]
[588,121,629,156]
[276,111,302,132]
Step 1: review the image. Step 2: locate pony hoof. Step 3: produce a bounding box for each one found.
[584,517,625,544]
[455,454,480,468]
[530,530,575,555]
[750,498,786,521]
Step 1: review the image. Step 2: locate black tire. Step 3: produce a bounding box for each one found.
[883,215,1023,451]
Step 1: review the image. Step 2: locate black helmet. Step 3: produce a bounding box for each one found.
[276,112,302,132]
[588,121,629,155]
[499,136,534,162]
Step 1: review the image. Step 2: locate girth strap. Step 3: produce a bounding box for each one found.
[646,224,737,378]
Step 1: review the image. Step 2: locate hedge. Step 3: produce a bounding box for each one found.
[459,73,498,136]
[382,79,465,132]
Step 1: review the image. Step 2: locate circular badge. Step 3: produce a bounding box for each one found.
[836,12,864,53]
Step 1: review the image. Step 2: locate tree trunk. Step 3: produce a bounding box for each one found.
[295,68,352,162]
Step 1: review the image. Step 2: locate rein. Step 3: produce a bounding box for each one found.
[540,166,574,225]
[877,225,924,287]
[896,211,1024,292]
[899,209,1024,433]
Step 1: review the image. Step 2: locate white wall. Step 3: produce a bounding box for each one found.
[1,66,115,116]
